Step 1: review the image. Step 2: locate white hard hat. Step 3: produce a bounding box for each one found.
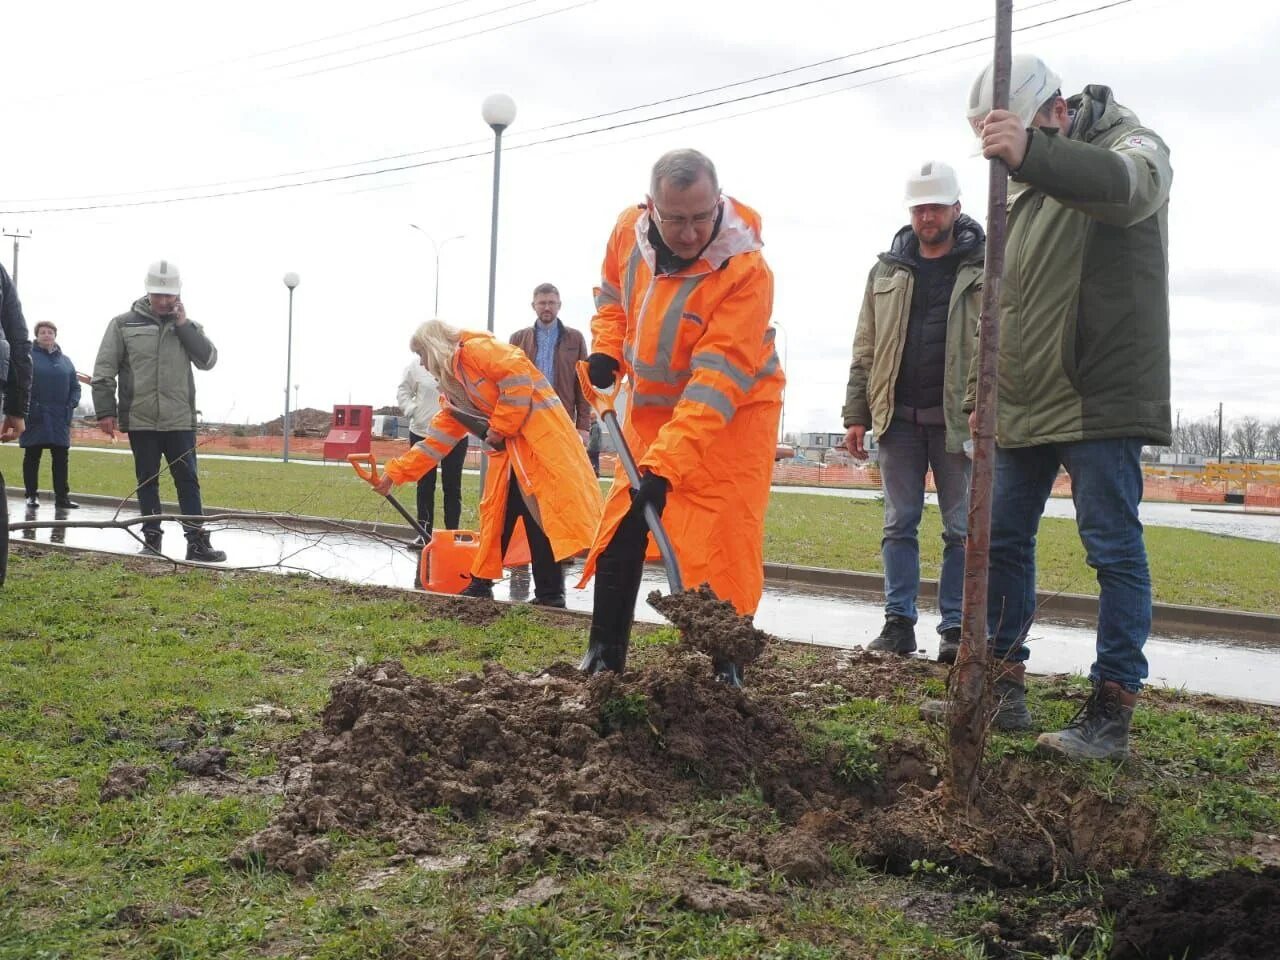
[966,53,1062,135]
[905,161,961,208]
[145,260,181,295]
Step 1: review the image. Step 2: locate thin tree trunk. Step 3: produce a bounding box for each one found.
[949,0,1012,808]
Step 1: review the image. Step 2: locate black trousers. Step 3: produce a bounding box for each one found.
[501,471,562,600]
[408,433,467,534]
[22,445,70,499]
[128,430,206,541]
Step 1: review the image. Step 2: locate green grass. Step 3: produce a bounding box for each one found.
[2,551,1277,957]
[4,446,1278,613]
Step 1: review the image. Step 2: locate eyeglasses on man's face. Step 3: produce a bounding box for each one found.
[651,197,722,231]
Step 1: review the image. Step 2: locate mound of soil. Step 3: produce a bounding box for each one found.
[1106,866,1280,960]
[649,584,769,669]
[100,763,152,802]
[232,645,1155,889]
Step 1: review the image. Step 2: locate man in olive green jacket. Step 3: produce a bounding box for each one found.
[842,161,984,665]
[965,56,1172,761]
[92,260,226,563]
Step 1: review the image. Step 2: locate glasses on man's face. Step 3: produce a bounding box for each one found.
[651,197,722,231]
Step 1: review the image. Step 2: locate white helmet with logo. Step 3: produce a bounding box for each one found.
[145,260,181,295]
[904,160,961,208]
[966,53,1061,135]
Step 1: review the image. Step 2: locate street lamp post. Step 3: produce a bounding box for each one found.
[408,225,464,316]
[481,93,516,334]
[480,93,516,489]
[282,272,300,463]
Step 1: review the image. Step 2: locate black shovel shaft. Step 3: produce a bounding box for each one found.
[383,492,427,539]
[601,408,683,593]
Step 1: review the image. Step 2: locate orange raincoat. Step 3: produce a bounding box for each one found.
[385,332,603,580]
[579,198,784,614]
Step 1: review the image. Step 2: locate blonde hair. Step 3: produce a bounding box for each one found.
[409,319,463,396]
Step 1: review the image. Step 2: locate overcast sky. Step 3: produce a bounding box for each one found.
[3,0,1277,434]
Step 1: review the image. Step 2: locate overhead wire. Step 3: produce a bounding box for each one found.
[0,0,1137,215]
[3,0,1074,205]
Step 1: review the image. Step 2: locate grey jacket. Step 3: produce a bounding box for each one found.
[92,297,217,432]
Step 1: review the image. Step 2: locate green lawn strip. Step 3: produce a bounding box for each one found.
[6,447,1278,613]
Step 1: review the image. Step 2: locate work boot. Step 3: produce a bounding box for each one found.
[919,662,1033,732]
[712,658,745,689]
[1036,680,1137,761]
[185,534,227,563]
[25,495,39,508]
[580,529,645,676]
[138,530,163,556]
[936,627,961,665]
[530,594,566,608]
[459,576,495,600]
[55,498,80,510]
[867,615,916,656]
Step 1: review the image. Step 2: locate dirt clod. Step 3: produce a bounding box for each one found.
[175,747,231,776]
[1106,866,1280,960]
[99,763,152,802]
[648,584,769,669]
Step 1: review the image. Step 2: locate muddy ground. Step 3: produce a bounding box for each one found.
[227,590,1277,958]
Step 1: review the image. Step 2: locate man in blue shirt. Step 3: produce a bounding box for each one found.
[509,283,591,443]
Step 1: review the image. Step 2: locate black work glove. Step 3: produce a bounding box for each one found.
[587,352,620,389]
[629,470,669,517]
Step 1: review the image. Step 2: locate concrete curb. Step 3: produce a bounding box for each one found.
[39,494,1280,645]
[763,561,1280,645]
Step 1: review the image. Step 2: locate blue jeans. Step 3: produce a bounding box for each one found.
[877,421,971,632]
[988,438,1150,692]
[128,430,206,541]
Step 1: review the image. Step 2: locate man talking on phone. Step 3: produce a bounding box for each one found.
[92,260,226,562]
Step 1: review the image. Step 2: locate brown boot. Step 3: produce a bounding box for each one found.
[1036,680,1137,761]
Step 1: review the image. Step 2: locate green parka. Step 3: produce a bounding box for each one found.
[975,85,1173,448]
[843,215,986,454]
[92,297,217,432]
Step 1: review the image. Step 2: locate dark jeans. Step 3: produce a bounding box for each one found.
[128,430,206,542]
[408,432,466,535]
[988,437,1151,692]
[23,445,70,499]
[501,471,562,600]
[588,449,601,476]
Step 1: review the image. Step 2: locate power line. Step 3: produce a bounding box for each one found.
[3,0,1072,205]
[0,0,1136,215]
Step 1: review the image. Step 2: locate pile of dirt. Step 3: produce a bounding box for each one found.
[649,584,769,669]
[232,638,1156,889]
[1105,866,1280,959]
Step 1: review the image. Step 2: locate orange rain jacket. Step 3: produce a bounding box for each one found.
[579,197,784,615]
[385,332,603,580]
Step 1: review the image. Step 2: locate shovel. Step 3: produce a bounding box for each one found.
[576,361,683,593]
[348,453,428,541]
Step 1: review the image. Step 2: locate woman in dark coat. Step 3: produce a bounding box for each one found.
[21,321,81,509]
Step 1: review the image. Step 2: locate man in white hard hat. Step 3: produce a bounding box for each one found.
[92,260,226,562]
[842,161,986,667]
[956,54,1173,760]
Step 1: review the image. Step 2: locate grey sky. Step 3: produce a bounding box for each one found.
[2,0,1276,434]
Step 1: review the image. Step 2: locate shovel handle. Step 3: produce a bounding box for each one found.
[576,359,620,418]
[348,453,381,485]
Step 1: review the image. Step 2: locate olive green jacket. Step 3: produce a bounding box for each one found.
[971,85,1173,448]
[92,297,217,432]
[843,215,985,454]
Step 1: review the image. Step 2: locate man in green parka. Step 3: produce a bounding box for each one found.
[963,54,1172,761]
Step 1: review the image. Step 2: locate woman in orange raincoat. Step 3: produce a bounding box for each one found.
[375,319,603,606]
[579,149,784,685]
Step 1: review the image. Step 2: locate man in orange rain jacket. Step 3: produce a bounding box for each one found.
[375,320,603,607]
[578,148,784,686]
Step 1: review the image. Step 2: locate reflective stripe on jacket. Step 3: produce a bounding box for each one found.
[385,332,602,579]
[580,197,784,615]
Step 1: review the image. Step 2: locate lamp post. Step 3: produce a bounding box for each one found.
[480,93,516,489]
[282,272,300,463]
[481,93,516,334]
[408,225,464,317]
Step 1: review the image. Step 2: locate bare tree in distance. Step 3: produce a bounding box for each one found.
[1229,417,1264,460]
